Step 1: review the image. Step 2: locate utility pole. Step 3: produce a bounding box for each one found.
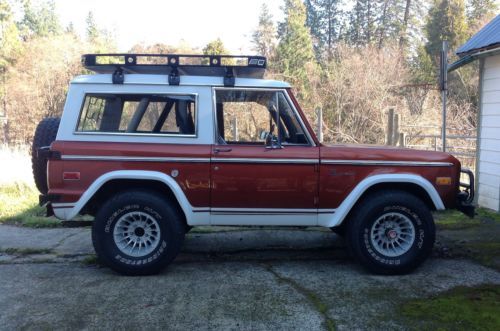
[440,40,448,152]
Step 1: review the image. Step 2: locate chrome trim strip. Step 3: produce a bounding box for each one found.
[52,203,75,208]
[320,160,454,167]
[212,157,318,164]
[61,155,210,163]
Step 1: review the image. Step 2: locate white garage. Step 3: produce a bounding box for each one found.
[450,15,500,211]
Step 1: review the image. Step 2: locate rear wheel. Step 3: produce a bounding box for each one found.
[346,190,435,275]
[92,190,185,275]
[31,117,60,194]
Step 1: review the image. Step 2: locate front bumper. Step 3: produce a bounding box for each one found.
[457,168,475,217]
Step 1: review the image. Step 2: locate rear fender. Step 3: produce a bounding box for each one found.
[52,170,209,225]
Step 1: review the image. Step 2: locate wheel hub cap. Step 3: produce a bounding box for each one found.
[370,212,416,257]
[387,229,398,239]
[134,227,145,237]
[113,211,161,258]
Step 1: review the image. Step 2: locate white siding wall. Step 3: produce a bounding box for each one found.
[478,55,500,211]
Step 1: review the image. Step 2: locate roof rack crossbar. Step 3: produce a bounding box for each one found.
[81,53,267,84]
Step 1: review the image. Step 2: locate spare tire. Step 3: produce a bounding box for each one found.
[32,117,60,194]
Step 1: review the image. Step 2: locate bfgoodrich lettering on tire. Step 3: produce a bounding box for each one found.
[92,190,185,275]
[346,190,435,275]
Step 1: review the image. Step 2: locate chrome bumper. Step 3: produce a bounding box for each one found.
[457,168,475,217]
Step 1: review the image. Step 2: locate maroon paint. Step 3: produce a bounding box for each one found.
[49,141,211,206]
[210,144,319,208]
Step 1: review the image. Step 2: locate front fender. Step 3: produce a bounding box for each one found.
[318,174,445,228]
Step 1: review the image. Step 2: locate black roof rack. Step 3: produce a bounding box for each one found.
[81,53,267,86]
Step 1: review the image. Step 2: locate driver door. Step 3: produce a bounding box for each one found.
[210,88,319,226]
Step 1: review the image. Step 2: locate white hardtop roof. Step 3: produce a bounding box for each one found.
[71,74,291,88]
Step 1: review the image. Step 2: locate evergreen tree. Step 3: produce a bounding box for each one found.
[18,0,61,39]
[85,11,99,43]
[0,0,21,69]
[376,0,407,49]
[396,0,427,54]
[202,38,228,55]
[347,0,381,46]
[467,0,497,27]
[410,44,435,83]
[251,4,276,60]
[276,0,316,85]
[425,0,468,60]
[305,0,344,60]
[85,11,115,52]
[65,22,75,35]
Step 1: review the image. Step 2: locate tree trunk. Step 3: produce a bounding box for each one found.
[399,0,412,50]
[378,0,390,49]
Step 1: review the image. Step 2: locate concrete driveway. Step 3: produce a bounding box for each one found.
[0,225,499,330]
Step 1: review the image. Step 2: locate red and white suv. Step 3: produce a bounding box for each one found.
[32,54,474,275]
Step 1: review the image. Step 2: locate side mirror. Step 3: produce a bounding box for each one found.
[259,130,269,141]
[265,133,282,149]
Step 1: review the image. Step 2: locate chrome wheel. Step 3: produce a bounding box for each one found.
[113,211,161,257]
[370,212,415,257]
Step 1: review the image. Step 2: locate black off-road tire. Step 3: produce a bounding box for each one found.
[31,117,60,194]
[346,190,435,275]
[92,190,185,276]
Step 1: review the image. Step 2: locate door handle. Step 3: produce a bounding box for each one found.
[214,148,232,153]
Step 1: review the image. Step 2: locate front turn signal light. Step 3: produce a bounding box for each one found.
[436,177,452,186]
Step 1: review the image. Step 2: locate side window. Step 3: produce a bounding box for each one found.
[215,89,308,145]
[77,94,196,135]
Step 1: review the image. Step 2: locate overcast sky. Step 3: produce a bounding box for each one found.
[53,0,284,54]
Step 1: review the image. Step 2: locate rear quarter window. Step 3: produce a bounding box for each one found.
[76,94,196,136]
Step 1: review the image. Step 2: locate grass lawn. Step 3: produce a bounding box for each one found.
[434,208,500,230]
[434,208,500,271]
[401,284,500,331]
[0,183,60,228]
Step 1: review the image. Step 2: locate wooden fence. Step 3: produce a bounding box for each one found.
[385,108,477,170]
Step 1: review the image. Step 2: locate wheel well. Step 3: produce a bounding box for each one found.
[339,182,436,228]
[81,179,187,225]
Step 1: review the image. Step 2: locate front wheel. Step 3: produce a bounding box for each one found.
[92,190,185,275]
[346,190,435,275]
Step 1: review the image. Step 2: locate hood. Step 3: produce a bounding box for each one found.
[320,143,460,165]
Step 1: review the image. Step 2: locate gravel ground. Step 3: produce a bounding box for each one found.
[0,225,499,330]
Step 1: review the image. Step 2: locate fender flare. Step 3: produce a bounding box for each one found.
[318,173,445,228]
[52,170,198,221]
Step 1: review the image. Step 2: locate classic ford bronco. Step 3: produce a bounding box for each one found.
[32,54,474,275]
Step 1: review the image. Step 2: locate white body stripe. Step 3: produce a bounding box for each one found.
[209,213,317,226]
